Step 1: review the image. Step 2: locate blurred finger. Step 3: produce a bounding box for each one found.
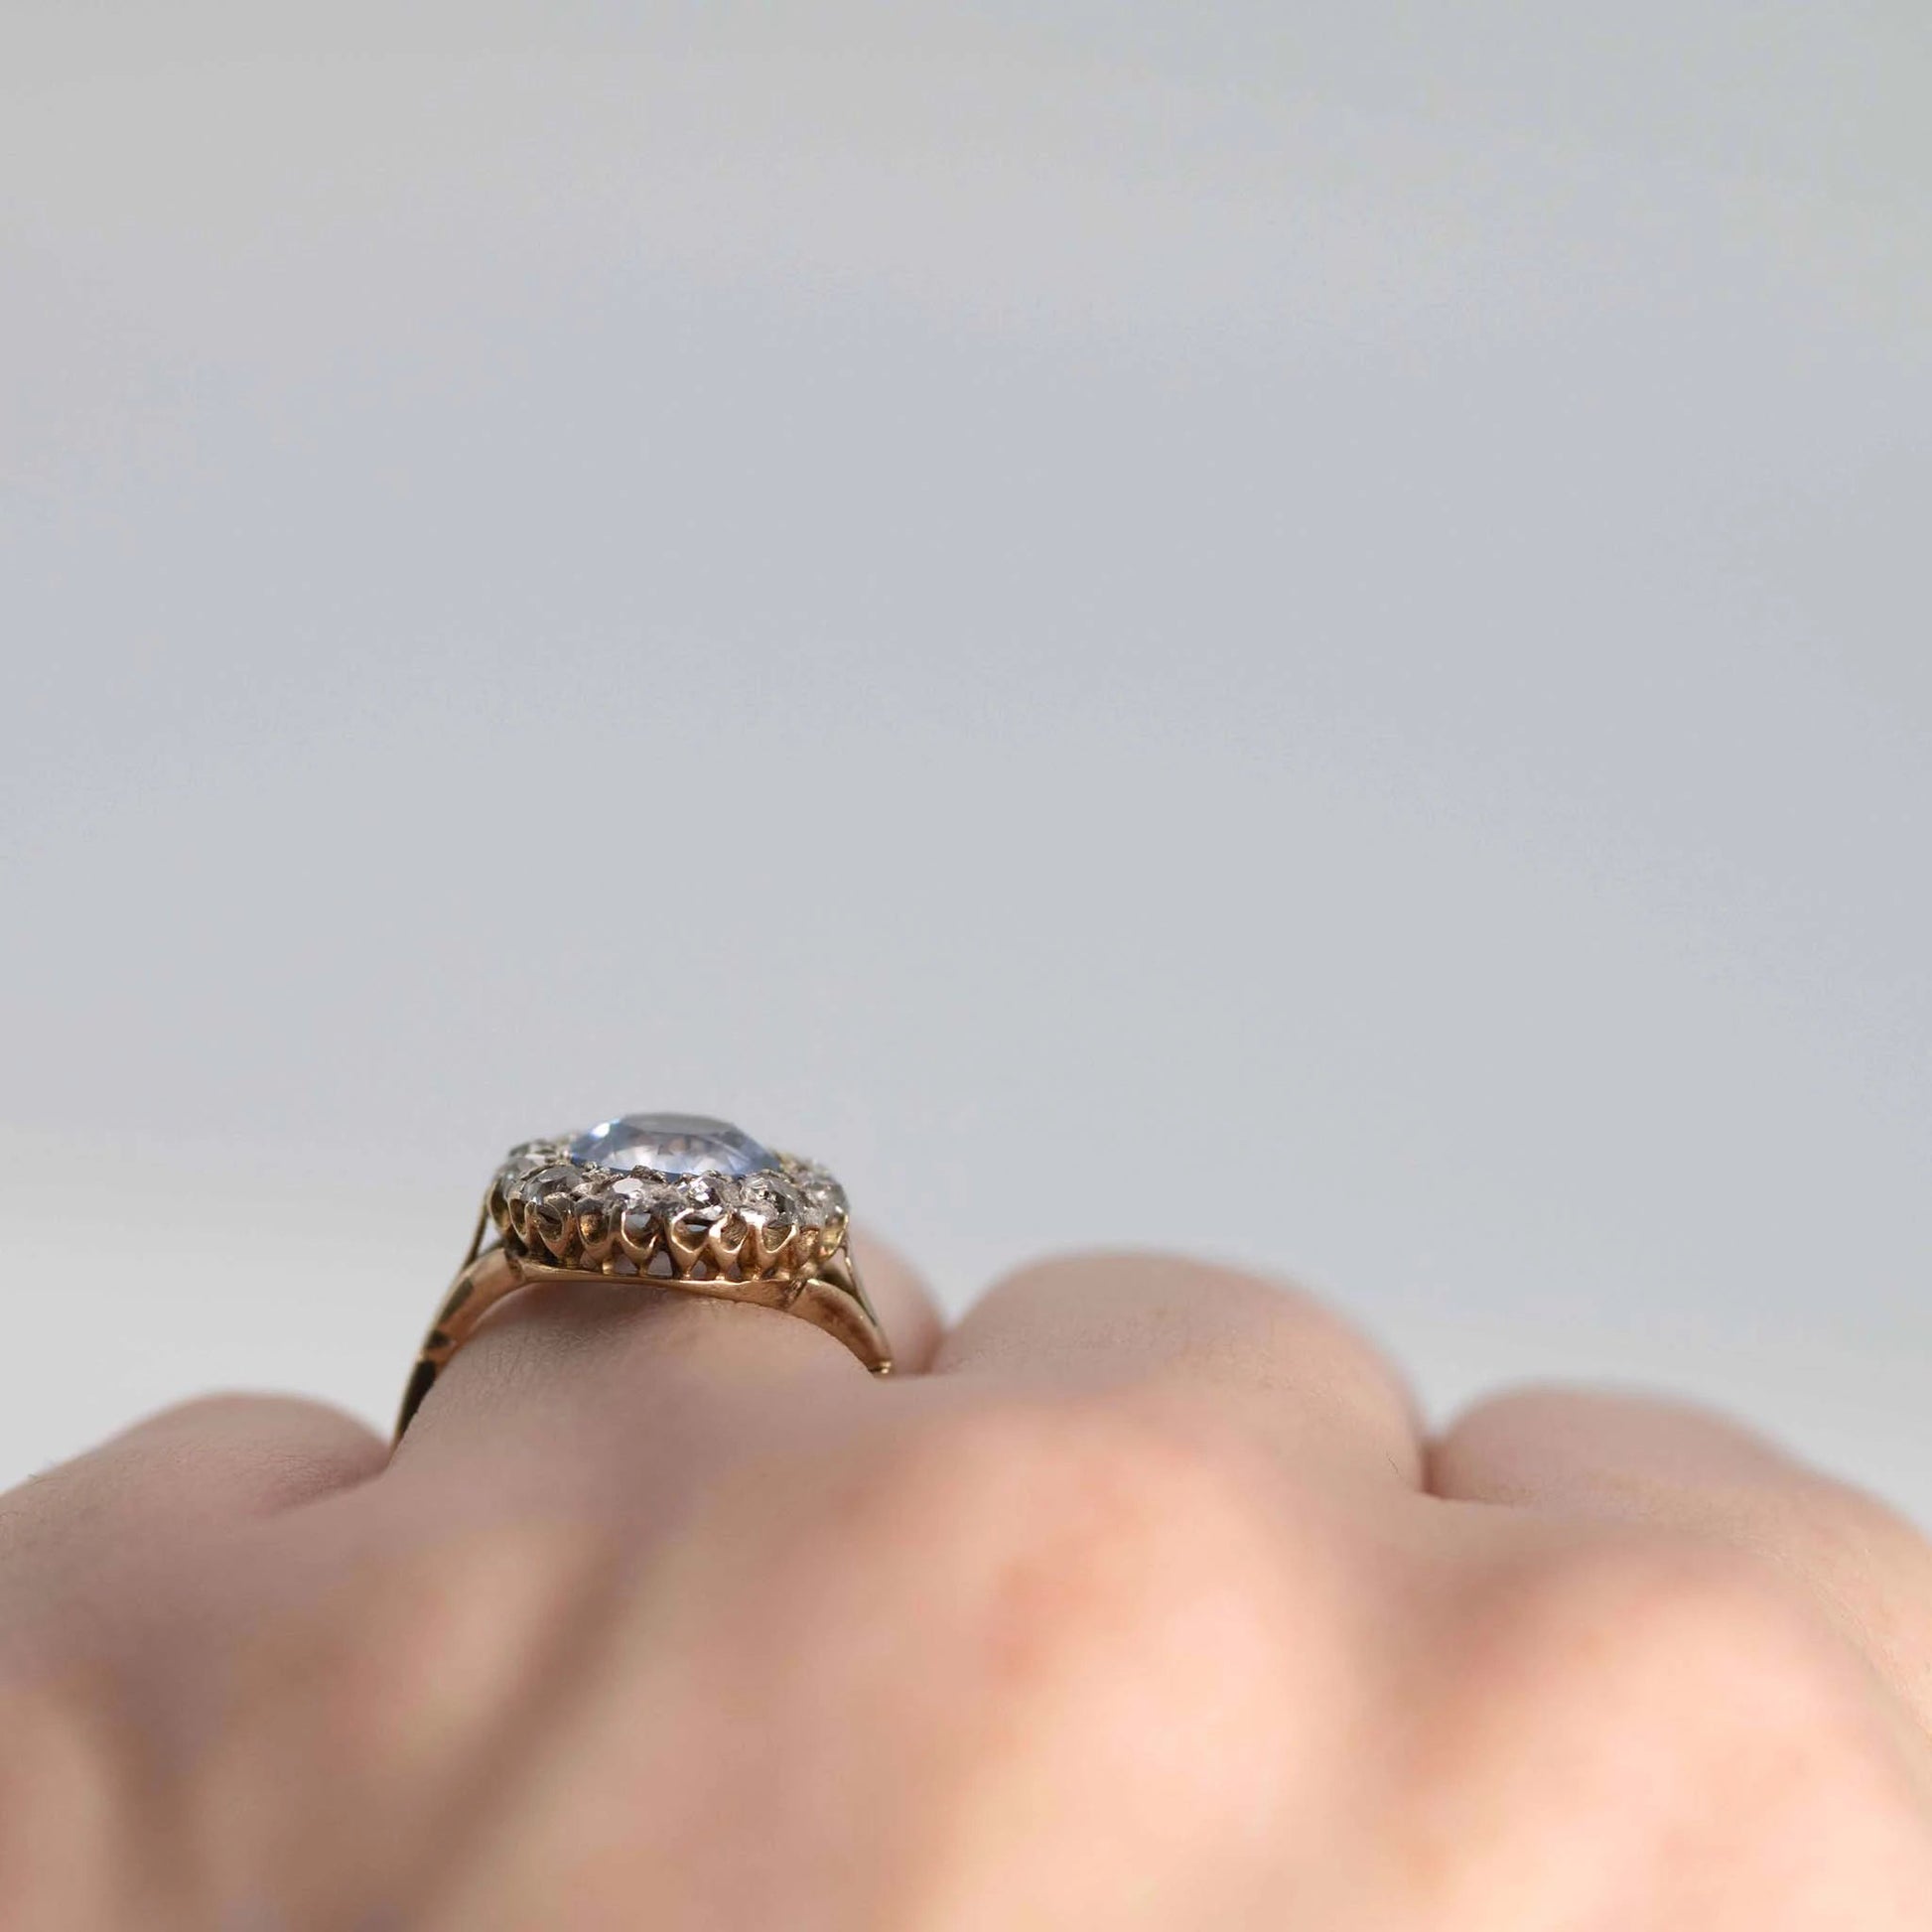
[0,1395,383,1650]
[1432,1386,1932,1724]
[1,1395,381,1555]
[932,1251,1423,1487]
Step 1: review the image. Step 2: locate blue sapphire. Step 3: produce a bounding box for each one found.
[567,1112,776,1178]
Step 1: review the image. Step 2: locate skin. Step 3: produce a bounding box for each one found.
[1,1235,1929,1928]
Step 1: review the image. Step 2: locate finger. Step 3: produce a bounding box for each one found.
[1,1395,382,1553]
[1431,1386,1932,1723]
[931,1250,1424,1487]
[0,1395,383,1645]
[392,1225,942,1479]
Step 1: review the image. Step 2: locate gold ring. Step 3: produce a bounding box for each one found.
[396,1112,890,1438]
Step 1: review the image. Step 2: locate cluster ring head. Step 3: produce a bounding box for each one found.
[486,1134,851,1287]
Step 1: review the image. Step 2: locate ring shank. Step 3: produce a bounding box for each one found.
[394,1217,892,1440]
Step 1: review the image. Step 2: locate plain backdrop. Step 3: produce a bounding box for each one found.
[2,4,1928,1512]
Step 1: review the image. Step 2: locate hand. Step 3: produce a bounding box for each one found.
[3,1241,1929,1928]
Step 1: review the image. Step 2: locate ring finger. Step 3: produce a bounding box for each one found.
[388,1224,944,1508]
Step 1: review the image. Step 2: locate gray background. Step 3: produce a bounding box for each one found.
[3,5,1928,1511]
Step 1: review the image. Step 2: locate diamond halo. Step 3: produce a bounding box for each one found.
[487,1111,850,1285]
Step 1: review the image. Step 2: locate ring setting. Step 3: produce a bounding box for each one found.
[396,1112,889,1437]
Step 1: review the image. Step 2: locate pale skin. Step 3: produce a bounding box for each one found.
[3,1239,1930,1928]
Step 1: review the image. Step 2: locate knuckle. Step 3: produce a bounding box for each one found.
[1436,1534,1932,1884]
[1761,1474,1932,1586]
[133,1391,324,1434]
[837,1397,1266,1583]
[112,1394,384,1508]
[230,1520,606,1770]
[783,1398,1325,1725]
[1699,1479,1932,1732]
[663,1396,1370,1851]
[1472,1535,1888,1769]
[0,1398,383,1565]
[186,1520,617,1913]
[0,1678,144,1921]
[129,1391,369,1447]
[1424,1537,1932,1903]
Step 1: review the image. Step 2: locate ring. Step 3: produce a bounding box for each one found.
[395,1112,891,1438]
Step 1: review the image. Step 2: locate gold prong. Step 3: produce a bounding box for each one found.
[663,1211,707,1272]
[753,1219,795,1274]
[617,1203,661,1267]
